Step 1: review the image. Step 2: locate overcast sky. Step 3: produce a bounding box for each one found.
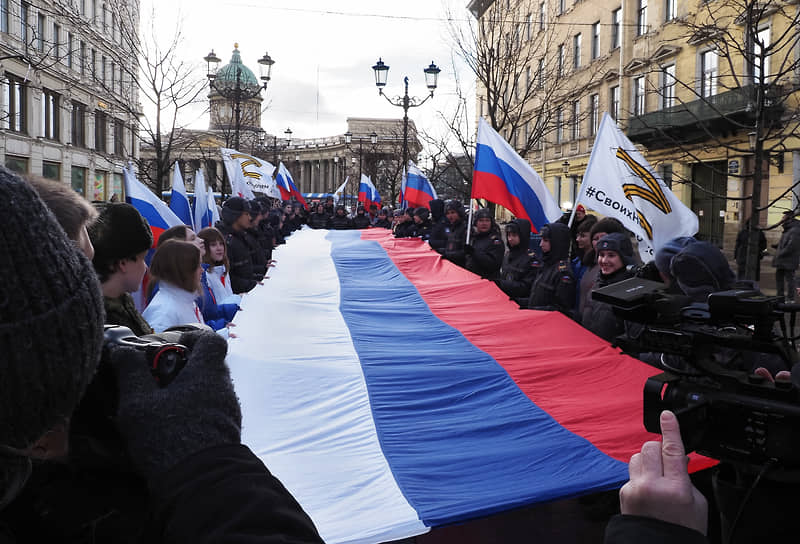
[140,0,475,151]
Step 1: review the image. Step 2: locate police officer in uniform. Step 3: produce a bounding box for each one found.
[464,208,505,280]
[215,197,262,294]
[526,221,576,317]
[497,218,538,307]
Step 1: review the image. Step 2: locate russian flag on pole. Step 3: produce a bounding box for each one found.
[357,174,380,209]
[123,164,183,246]
[473,117,562,232]
[193,169,211,233]
[228,229,713,544]
[276,162,308,209]
[402,161,437,209]
[168,162,193,226]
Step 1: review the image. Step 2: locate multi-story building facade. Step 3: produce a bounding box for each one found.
[0,0,140,200]
[468,0,799,249]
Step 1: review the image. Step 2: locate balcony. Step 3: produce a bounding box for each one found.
[627,84,785,149]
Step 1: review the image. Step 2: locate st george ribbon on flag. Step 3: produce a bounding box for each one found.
[472,117,561,233]
[573,113,699,261]
[276,162,308,209]
[168,161,193,226]
[220,147,280,199]
[402,161,437,209]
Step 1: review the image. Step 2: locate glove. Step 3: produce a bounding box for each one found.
[463,244,474,255]
[110,330,242,483]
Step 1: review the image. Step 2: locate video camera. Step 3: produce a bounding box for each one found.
[592,278,800,477]
[102,324,205,387]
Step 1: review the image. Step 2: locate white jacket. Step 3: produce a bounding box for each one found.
[142,282,204,333]
[206,264,241,305]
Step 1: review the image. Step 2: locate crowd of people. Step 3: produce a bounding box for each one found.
[3,165,796,543]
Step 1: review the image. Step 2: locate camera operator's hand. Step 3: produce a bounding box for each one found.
[110,330,242,483]
[620,410,708,536]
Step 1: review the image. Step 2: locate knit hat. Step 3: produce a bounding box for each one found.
[654,236,696,279]
[445,200,463,213]
[89,203,153,263]
[670,241,735,302]
[596,232,636,266]
[576,204,586,213]
[475,208,493,221]
[0,168,104,449]
[414,207,430,221]
[221,197,251,225]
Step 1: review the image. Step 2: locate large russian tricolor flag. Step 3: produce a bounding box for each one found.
[357,174,381,209]
[227,228,712,544]
[402,161,437,209]
[473,117,562,233]
[124,164,183,246]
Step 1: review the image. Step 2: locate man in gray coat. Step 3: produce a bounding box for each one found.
[772,211,800,301]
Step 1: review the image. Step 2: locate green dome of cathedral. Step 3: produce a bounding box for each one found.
[214,44,260,91]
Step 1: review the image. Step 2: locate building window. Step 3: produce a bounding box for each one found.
[71,100,86,147]
[610,85,620,121]
[2,74,27,133]
[634,76,646,115]
[591,22,600,60]
[660,163,673,189]
[41,88,59,140]
[637,0,648,35]
[80,41,86,75]
[751,27,770,83]
[665,0,676,21]
[700,49,718,97]
[114,118,125,156]
[36,12,44,52]
[95,110,107,152]
[526,65,531,91]
[661,64,676,109]
[539,2,546,30]
[111,62,116,93]
[91,49,96,78]
[67,32,74,68]
[612,8,621,49]
[5,156,29,174]
[53,23,60,60]
[111,12,116,42]
[556,108,564,144]
[527,13,532,40]
[102,2,108,32]
[101,55,106,85]
[20,2,29,45]
[0,0,7,33]
[557,44,564,77]
[71,166,86,196]
[589,93,599,136]
[42,161,60,180]
[537,59,544,88]
[559,0,566,15]
[573,33,582,69]
[571,100,580,140]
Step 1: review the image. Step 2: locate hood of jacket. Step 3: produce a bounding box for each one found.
[541,222,571,261]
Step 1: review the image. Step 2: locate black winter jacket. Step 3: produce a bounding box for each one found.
[216,222,259,294]
[466,227,505,280]
[498,219,537,301]
[527,222,576,316]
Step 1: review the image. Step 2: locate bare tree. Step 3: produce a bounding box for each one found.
[627,0,800,279]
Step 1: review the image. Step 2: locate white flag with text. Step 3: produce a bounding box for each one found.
[220,148,279,199]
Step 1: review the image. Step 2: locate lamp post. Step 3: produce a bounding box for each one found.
[203,44,274,151]
[371,58,440,174]
[344,131,378,180]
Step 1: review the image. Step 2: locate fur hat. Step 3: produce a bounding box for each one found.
[475,208,493,221]
[89,203,153,263]
[414,207,430,221]
[596,232,635,266]
[0,167,104,449]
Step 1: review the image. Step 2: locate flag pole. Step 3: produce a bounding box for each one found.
[466,199,475,245]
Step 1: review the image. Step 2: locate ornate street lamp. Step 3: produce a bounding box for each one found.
[344,130,378,180]
[203,44,274,151]
[371,58,440,175]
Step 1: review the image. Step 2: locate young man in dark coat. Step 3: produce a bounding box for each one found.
[373,208,392,229]
[439,200,468,267]
[410,207,433,240]
[394,207,416,238]
[527,221,576,317]
[352,206,372,229]
[308,203,330,229]
[733,218,766,280]
[465,208,505,280]
[497,218,537,306]
[329,205,353,230]
[216,197,262,294]
[428,198,448,253]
